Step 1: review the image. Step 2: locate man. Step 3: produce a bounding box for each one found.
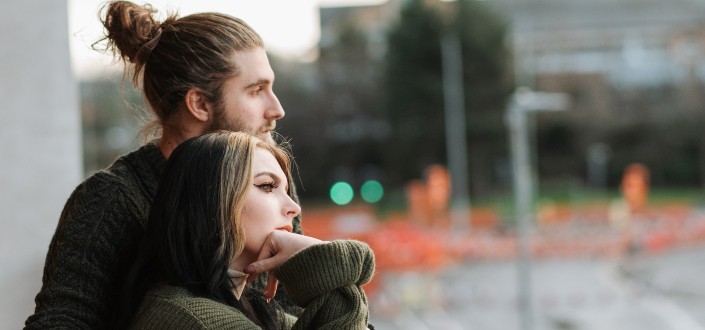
[25,1,300,328]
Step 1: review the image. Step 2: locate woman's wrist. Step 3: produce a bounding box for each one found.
[275,240,374,307]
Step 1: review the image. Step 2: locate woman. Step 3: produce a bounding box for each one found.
[120,131,375,329]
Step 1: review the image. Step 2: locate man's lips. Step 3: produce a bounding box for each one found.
[260,125,275,135]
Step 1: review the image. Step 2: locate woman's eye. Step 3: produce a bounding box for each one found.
[256,182,277,192]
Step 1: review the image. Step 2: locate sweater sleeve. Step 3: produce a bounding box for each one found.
[129,289,262,330]
[25,174,146,329]
[274,240,375,330]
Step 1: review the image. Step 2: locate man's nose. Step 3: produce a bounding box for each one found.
[266,92,285,120]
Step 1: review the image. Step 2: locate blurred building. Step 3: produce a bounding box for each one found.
[494,0,705,118]
[486,0,705,186]
[317,1,400,144]
[319,0,705,118]
[320,0,403,62]
[314,0,705,190]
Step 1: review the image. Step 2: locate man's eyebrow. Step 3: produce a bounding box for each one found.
[244,79,270,90]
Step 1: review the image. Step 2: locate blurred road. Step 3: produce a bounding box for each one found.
[369,245,705,330]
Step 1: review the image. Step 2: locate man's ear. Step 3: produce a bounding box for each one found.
[184,88,212,123]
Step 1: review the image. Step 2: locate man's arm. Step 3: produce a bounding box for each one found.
[25,176,145,329]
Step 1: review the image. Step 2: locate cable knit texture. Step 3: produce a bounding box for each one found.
[25,142,166,330]
[24,141,303,329]
[129,240,375,329]
[275,240,375,330]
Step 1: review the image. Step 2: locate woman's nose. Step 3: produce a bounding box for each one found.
[284,196,301,219]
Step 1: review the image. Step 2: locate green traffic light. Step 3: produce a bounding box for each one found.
[360,180,384,203]
[330,182,354,205]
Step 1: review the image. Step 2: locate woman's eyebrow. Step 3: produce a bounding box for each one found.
[254,171,288,191]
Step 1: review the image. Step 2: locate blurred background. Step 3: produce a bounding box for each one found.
[5,0,705,329]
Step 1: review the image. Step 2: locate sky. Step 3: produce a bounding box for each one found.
[68,0,386,79]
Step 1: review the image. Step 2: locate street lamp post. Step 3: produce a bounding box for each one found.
[507,87,570,330]
[441,32,471,233]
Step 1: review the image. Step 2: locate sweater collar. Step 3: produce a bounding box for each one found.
[226,268,249,300]
[143,139,167,175]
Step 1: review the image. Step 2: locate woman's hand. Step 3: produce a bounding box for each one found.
[245,231,325,301]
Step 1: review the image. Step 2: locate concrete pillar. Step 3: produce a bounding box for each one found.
[0,0,82,328]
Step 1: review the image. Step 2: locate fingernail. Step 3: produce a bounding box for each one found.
[266,297,272,303]
[245,265,256,274]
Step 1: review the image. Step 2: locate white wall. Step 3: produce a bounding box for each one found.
[0,0,82,328]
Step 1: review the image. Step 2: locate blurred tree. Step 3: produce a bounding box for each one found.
[454,1,514,196]
[267,55,331,200]
[275,22,388,201]
[383,0,512,197]
[534,110,705,191]
[383,0,443,187]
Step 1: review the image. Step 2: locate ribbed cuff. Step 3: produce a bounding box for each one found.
[275,240,375,307]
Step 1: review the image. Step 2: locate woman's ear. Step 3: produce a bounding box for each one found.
[184,88,212,123]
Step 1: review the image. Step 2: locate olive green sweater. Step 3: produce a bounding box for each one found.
[25,142,303,329]
[129,240,375,330]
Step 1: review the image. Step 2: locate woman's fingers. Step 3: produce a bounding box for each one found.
[245,231,326,276]
[245,232,326,301]
[245,254,283,275]
[264,272,278,303]
[245,238,280,275]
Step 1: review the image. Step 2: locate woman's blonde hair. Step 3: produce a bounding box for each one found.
[218,132,293,261]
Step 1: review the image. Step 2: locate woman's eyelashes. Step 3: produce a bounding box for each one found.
[255,181,278,193]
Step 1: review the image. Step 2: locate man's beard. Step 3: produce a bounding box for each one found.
[207,107,275,144]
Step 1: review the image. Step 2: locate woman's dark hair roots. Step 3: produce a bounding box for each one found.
[118,132,281,329]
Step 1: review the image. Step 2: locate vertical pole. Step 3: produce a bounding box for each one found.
[507,99,534,330]
[441,32,471,232]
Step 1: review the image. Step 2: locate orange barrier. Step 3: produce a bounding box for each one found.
[301,204,375,240]
[301,202,705,298]
[360,220,449,272]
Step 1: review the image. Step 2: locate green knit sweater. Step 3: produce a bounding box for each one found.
[25,142,303,329]
[129,240,375,330]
